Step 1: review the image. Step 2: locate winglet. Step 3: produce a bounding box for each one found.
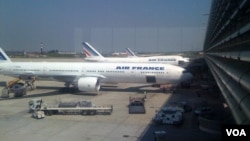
[81,42,104,58]
[0,48,12,62]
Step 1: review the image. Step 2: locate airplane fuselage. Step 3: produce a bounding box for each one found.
[85,56,187,66]
[0,61,189,86]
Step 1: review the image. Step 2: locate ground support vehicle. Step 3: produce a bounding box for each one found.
[28,98,113,118]
[1,77,36,98]
[128,96,146,114]
[32,110,45,119]
[153,106,183,125]
[28,98,45,119]
[152,83,176,93]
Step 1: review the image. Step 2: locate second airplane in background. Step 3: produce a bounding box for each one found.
[82,42,189,67]
[125,47,190,64]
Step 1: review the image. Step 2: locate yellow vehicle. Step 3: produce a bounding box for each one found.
[1,77,36,98]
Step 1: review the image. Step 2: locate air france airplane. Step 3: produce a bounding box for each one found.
[0,48,192,95]
[82,42,190,67]
[126,47,191,67]
[126,47,190,64]
[125,47,137,57]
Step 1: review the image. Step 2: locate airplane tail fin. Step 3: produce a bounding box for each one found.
[0,48,12,62]
[125,48,137,57]
[82,42,104,58]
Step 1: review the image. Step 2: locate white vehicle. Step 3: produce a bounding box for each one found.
[161,105,184,113]
[0,47,192,97]
[82,42,189,67]
[32,110,45,119]
[153,107,183,125]
[29,98,45,119]
[28,98,113,117]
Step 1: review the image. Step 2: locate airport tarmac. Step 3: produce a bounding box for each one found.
[0,74,167,141]
[0,58,223,141]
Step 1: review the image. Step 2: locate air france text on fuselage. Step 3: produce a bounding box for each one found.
[116,66,164,70]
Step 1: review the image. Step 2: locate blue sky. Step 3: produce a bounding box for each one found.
[0,0,211,53]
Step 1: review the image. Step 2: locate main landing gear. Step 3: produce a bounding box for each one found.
[59,82,79,93]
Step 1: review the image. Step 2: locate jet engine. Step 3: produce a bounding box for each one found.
[77,77,100,92]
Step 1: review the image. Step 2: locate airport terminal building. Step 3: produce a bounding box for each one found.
[204,0,250,124]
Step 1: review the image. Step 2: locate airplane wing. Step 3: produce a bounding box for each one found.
[80,73,106,79]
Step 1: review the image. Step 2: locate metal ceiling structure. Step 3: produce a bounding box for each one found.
[204,0,250,124]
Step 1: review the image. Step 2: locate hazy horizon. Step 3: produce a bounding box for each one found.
[0,0,211,53]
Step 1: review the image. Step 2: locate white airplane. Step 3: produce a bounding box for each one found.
[125,47,190,66]
[125,47,137,57]
[126,47,190,61]
[0,47,193,97]
[82,42,189,67]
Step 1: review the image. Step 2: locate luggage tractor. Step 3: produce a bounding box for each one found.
[1,76,36,98]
